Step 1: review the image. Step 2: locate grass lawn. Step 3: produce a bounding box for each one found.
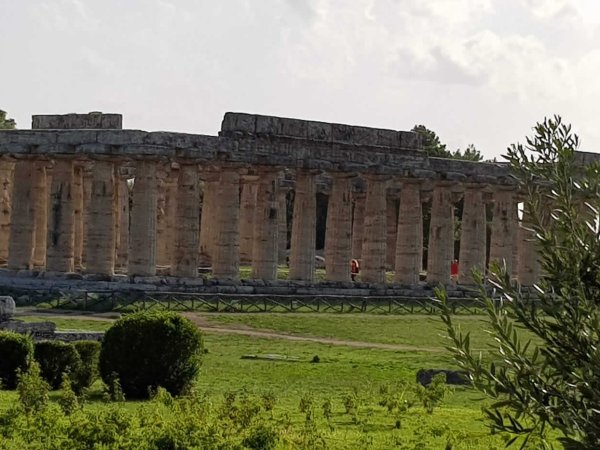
[0,309,547,448]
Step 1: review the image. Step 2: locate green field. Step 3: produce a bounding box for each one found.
[0,310,544,448]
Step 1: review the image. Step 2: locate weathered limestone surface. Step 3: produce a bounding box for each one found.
[73,166,84,269]
[32,162,47,267]
[489,189,515,274]
[289,170,316,281]
[361,176,388,283]
[156,166,177,267]
[517,206,540,286]
[198,176,218,266]
[351,193,365,259]
[394,182,422,284]
[324,175,353,282]
[0,162,13,263]
[32,112,122,130]
[116,175,130,268]
[212,170,240,279]
[277,188,288,264]
[46,159,75,273]
[252,171,279,280]
[85,161,116,275]
[8,161,35,269]
[128,161,157,276]
[386,197,398,269]
[172,164,200,277]
[427,184,454,284]
[458,187,486,284]
[239,181,257,263]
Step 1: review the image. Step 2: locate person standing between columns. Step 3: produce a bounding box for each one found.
[289,169,317,281]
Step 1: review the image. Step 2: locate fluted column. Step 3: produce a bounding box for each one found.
[128,161,157,276]
[46,159,75,272]
[156,165,177,267]
[511,201,520,279]
[172,164,200,277]
[324,174,353,282]
[73,165,85,270]
[489,188,516,274]
[458,186,487,284]
[277,187,289,265]
[8,161,35,270]
[351,193,365,259]
[386,196,398,269]
[85,160,116,275]
[239,179,258,264]
[32,161,48,267]
[517,204,540,286]
[362,175,388,283]
[427,183,454,284]
[289,170,316,281]
[0,162,14,264]
[394,181,423,284]
[199,173,218,266]
[116,172,130,268]
[212,169,240,279]
[252,170,279,280]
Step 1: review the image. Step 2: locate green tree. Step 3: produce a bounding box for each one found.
[412,125,483,161]
[0,110,16,129]
[438,116,600,449]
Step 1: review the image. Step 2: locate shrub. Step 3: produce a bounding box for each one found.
[34,341,81,390]
[99,311,204,399]
[16,360,49,415]
[72,340,101,394]
[0,331,33,389]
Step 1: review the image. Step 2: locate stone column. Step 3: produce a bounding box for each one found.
[386,196,398,269]
[156,165,177,267]
[239,179,257,264]
[8,160,35,270]
[212,169,240,279]
[511,201,520,279]
[0,162,14,264]
[172,164,200,277]
[458,186,487,284]
[489,188,516,275]
[289,170,317,281]
[351,193,366,260]
[46,159,75,273]
[116,172,130,269]
[324,174,353,282]
[362,175,388,283]
[32,161,48,267]
[427,183,454,284]
[128,160,157,276]
[252,170,279,280]
[199,173,219,266]
[73,165,85,270]
[394,181,423,284]
[85,160,116,275]
[277,187,289,265]
[517,203,540,286]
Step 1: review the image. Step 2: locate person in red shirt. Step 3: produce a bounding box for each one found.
[351,259,360,281]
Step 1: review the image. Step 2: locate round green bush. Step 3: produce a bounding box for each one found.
[72,340,101,394]
[34,341,81,390]
[0,331,33,389]
[99,311,204,399]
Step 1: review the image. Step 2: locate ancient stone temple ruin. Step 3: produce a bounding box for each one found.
[0,111,544,297]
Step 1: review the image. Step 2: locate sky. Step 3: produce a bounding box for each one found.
[2,0,600,159]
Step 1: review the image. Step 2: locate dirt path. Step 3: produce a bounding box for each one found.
[182,313,442,352]
[15,308,441,352]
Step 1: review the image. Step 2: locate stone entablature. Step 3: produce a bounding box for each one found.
[0,111,540,294]
[32,112,122,130]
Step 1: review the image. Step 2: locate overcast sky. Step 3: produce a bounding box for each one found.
[2,0,600,159]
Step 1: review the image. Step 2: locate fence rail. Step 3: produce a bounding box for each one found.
[8,289,496,314]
